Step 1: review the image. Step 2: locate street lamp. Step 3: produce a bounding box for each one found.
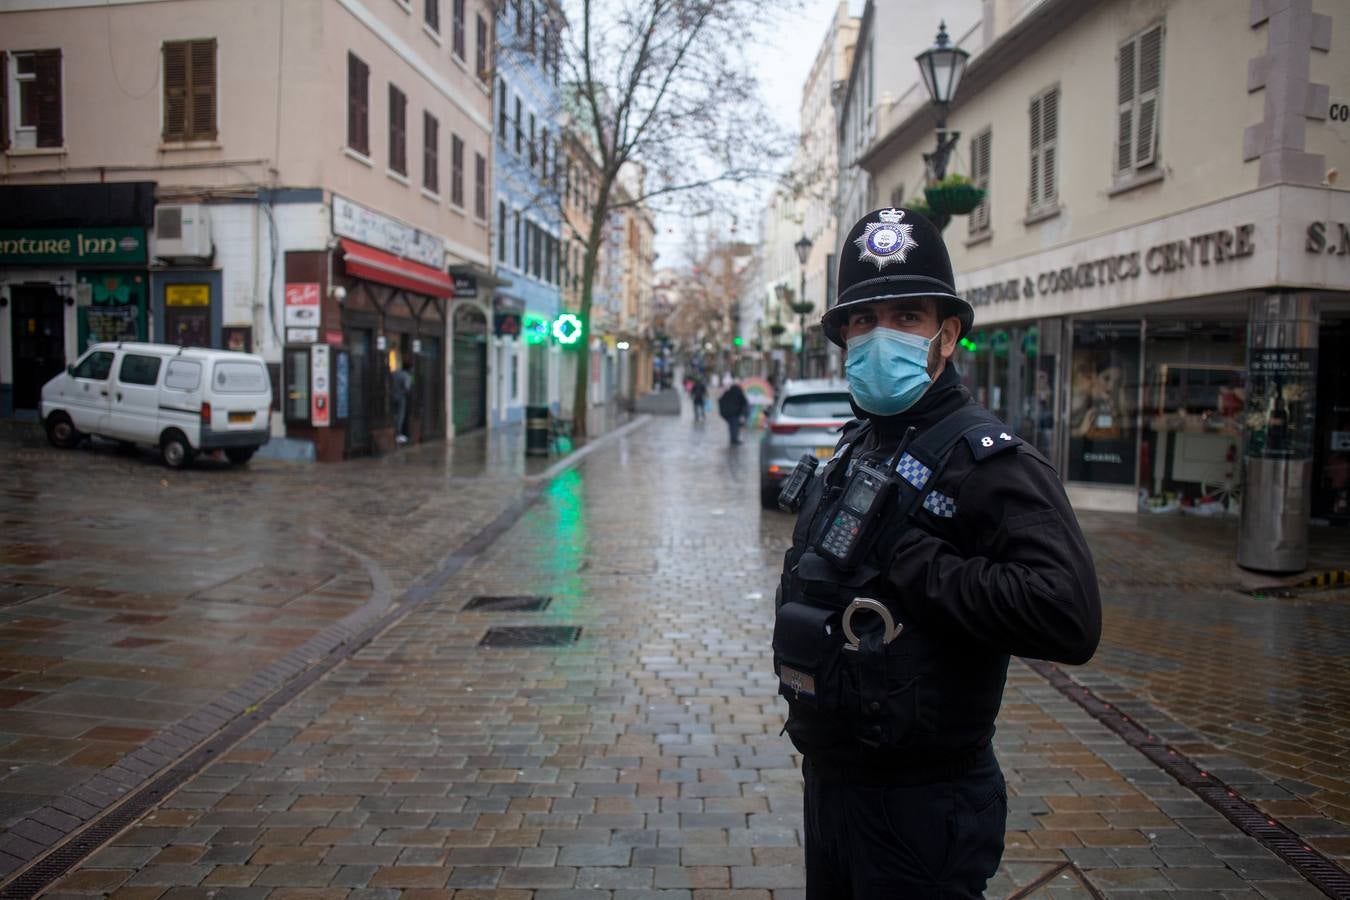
[915,21,970,186]
[792,234,814,379]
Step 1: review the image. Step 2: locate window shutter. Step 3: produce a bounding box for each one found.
[34,49,62,148]
[969,130,991,235]
[189,40,217,141]
[164,43,188,141]
[423,112,438,193]
[347,53,368,155]
[1,52,9,152]
[389,85,406,174]
[1134,25,1162,168]
[1038,87,1058,208]
[1115,37,1136,172]
[1028,94,1042,209]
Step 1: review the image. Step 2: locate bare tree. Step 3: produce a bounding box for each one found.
[559,0,792,436]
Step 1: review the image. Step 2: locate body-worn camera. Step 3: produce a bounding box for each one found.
[777,454,819,513]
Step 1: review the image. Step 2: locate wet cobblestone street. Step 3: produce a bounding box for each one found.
[0,411,1347,898]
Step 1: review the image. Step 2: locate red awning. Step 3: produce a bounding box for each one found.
[339,239,455,298]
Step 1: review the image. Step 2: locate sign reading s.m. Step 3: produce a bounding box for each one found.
[1306,221,1350,255]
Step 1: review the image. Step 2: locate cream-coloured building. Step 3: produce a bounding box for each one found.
[0,0,494,460]
[851,0,1350,561]
[752,1,861,384]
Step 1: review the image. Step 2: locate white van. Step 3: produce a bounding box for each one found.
[40,342,273,468]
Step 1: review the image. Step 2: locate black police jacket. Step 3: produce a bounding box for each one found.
[776,364,1101,780]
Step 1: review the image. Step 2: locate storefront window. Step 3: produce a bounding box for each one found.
[1139,320,1245,514]
[1031,322,1059,460]
[1068,321,1141,486]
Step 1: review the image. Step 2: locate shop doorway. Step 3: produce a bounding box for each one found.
[164,305,210,347]
[452,306,487,432]
[418,336,445,439]
[1313,322,1350,524]
[11,284,66,412]
[345,328,374,456]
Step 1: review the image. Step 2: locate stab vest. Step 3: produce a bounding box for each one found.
[773,402,1017,777]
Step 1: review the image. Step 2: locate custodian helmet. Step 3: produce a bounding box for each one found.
[821,207,974,347]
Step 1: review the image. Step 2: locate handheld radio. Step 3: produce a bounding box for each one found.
[817,427,916,570]
[777,454,819,513]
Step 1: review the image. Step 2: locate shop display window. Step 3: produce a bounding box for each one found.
[958,323,1058,461]
[1139,320,1245,516]
[1068,321,1140,486]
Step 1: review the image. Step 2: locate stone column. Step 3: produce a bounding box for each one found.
[1238,293,1319,573]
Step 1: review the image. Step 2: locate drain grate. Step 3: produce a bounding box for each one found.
[1026,659,1350,898]
[479,625,580,647]
[0,582,60,609]
[464,595,552,612]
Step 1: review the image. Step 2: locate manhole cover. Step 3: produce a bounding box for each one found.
[464,595,552,612]
[479,626,580,647]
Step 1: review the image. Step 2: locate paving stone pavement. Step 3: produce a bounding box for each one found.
[13,412,1350,895]
[0,417,617,833]
[4,408,1349,898]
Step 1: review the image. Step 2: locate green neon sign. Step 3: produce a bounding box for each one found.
[523,313,550,345]
[553,313,582,345]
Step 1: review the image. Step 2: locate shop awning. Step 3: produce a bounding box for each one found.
[339,239,454,298]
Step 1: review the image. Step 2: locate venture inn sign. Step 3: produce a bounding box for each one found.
[0,227,148,266]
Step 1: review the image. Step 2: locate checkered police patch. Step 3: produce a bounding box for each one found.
[896,453,931,490]
[923,490,956,518]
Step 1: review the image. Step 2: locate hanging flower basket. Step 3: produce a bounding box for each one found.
[768,323,787,336]
[924,183,985,216]
[905,199,937,223]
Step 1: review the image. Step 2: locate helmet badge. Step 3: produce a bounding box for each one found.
[854,208,917,270]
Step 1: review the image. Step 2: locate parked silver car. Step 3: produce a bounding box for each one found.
[758,379,854,509]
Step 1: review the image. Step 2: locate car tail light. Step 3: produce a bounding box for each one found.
[769,423,799,435]
[768,465,782,475]
[201,402,212,425]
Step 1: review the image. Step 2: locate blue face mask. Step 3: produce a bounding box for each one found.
[845,326,937,416]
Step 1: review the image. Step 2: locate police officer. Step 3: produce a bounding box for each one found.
[773,208,1102,898]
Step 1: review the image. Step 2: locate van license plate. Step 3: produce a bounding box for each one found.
[228,412,252,424]
[814,446,834,459]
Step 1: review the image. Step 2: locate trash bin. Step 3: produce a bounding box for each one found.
[526,405,551,457]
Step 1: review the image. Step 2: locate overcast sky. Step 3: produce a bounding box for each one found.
[652,0,856,265]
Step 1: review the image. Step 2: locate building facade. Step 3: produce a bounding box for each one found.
[490,0,564,426]
[0,0,493,460]
[853,0,1350,548]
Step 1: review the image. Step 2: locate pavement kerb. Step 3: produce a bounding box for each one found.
[309,528,395,616]
[0,415,651,893]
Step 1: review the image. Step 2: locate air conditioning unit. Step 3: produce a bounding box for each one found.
[153,204,213,261]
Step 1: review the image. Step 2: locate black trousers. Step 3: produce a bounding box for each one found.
[803,748,1007,899]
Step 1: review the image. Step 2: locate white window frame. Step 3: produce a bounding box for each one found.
[9,51,38,149]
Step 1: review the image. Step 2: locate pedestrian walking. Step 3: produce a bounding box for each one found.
[391,360,414,445]
[717,380,748,444]
[691,378,708,422]
[772,207,1102,898]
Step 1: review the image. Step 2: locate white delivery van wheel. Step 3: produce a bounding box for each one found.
[160,430,195,469]
[45,413,81,449]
